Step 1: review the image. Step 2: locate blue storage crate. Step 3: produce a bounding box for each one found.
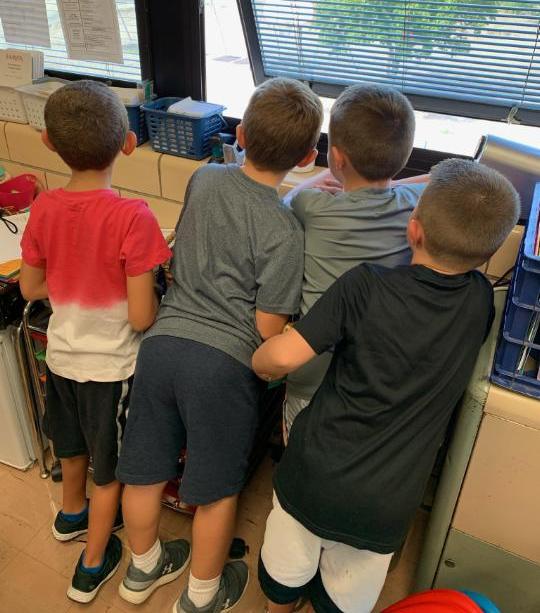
[142,97,226,160]
[126,103,148,146]
[491,182,540,398]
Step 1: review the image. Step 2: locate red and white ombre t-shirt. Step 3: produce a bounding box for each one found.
[21,189,172,383]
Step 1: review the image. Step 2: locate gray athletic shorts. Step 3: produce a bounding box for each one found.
[116,336,261,505]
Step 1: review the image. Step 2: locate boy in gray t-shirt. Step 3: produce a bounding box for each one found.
[284,84,428,436]
[116,78,323,613]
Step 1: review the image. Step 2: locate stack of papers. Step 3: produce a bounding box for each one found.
[0,48,44,87]
[167,97,225,118]
[0,211,29,281]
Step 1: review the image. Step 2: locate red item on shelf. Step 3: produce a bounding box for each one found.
[0,174,38,213]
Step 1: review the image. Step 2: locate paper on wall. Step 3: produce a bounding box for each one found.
[57,0,124,65]
[0,0,51,48]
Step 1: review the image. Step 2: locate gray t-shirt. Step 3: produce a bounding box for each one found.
[286,183,426,399]
[147,164,304,368]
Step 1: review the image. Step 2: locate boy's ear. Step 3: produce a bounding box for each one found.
[296,148,318,168]
[331,146,347,172]
[41,130,56,152]
[122,131,137,156]
[407,215,425,250]
[236,123,246,149]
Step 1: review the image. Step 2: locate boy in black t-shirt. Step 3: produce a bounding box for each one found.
[252,159,520,613]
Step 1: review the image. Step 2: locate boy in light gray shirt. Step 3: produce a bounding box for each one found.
[285,84,428,435]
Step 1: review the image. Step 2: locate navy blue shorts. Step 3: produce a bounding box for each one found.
[44,368,132,486]
[116,336,261,505]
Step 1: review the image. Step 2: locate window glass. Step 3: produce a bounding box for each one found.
[0,0,141,82]
[206,0,540,156]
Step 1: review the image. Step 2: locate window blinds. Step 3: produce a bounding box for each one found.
[243,0,540,124]
[0,0,141,82]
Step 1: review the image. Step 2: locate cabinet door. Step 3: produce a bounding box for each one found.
[435,529,540,613]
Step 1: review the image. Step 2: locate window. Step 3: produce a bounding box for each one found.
[238,0,540,126]
[0,0,142,82]
[205,0,540,156]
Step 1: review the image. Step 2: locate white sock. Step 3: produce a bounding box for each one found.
[187,572,221,608]
[131,539,162,574]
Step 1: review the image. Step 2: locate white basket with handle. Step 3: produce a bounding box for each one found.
[0,86,28,123]
[17,78,68,130]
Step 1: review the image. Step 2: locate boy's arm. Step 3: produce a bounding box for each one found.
[391,173,430,186]
[120,204,172,331]
[253,327,316,380]
[255,311,290,340]
[19,262,48,301]
[126,271,159,332]
[253,268,359,380]
[284,168,341,205]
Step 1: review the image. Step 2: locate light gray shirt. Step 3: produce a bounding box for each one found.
[286,183,426,399]
[147,164,304,368]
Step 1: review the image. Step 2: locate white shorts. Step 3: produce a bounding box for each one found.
[261,494,393,612]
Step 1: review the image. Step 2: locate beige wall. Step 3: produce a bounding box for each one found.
[0,120,524,273]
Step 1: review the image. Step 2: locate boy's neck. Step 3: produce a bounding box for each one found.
[411,250,467,276]
[64,168,113,192]
[340,170,391,193]
[241,158,287,190]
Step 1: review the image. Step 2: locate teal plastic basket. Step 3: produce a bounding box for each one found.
[142,97,226,160]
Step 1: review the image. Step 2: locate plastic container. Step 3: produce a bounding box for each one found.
[17,78,68,130]
[0,174,38,213]
[0,86,27,123]
[142,97,226,160]
[491,182,540,398]
[126,102,148,146]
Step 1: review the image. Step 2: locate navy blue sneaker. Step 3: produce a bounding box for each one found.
[67,534,123,603]
[52,501,123,541]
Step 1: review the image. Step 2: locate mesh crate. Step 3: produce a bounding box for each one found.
[492,182,540,398]
[0,86,27,123]
[17,78,67,130]
[126,102,148,146]
[142,97,226,160]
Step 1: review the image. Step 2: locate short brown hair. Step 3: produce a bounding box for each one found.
[329,84,415,181]
[242,78,323,172]
[417,158,520,269]
[44,80,128,171]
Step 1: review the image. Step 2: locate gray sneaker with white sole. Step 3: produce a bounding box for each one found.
[119,539,191,605]
[175,561,249,613]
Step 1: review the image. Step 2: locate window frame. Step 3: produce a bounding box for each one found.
[236,0,540,127]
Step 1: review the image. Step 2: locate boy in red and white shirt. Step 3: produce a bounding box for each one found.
[20,80,171,604]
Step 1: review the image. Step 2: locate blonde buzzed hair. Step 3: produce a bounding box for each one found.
[417,158,520,270]
[242,78,323,172]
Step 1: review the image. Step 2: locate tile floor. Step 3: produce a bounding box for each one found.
[0,455,427,613]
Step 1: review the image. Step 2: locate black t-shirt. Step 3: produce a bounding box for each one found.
[275,263,494,553]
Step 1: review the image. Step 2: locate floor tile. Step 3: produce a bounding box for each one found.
[67,598,126,613]
[0,551,72,613]
[0,536,18,573]
[0,468,52,549]
[25,522,86,580]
